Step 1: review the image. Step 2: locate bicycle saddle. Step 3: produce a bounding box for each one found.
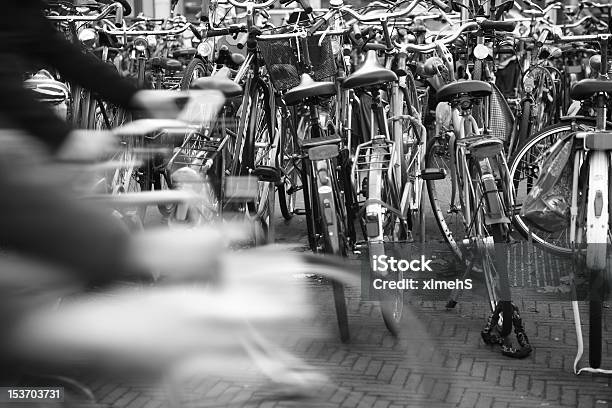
[150,57,182,71]
[192,67,243,98]
[436,80,492,103]
[570,78,612,101]
[283,74,336,106]
[172,48,197,58]
[341,50,398,90]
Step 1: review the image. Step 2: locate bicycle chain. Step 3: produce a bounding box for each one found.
[481,302,532,359]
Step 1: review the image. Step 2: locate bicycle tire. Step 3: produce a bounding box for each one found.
[155,169,176,218]
[367,146,404,335]
[425,136,467,263]
[401,75,426,238]
[509,120,594,255]
[589,300,603,368]
[484,224,513,337]
[244,83,275,245]
[515,99,532,156]
[180,58,210,90]
[278,108,299,220]
[315,159,350,342]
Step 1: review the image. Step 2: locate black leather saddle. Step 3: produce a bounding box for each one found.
[283,74,336,106]
[342,50,398,90]
[570,79,612,101]
[437,80,492,103]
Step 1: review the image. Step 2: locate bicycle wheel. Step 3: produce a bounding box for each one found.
[401,73,426,238]
[590,299,603,368]
[154,167,176,218]
[110,136,147,225]
[425,135,468,263]
[314,158,350,342]
[510,120,595,255]
[366,144,405,335]
[244,83,275,244]
[515,99,532,156]
[529,66,557,133]
[472,155,513,338]
[278,107,299,220]
[180,58,210,90]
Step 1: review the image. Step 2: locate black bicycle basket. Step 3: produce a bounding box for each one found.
[258,30,337,92]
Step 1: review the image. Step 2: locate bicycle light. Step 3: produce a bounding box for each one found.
[473,44,490,60]
[134,36,148,52]
[77,28,97,47]
[197,39,214,58]
[146,35,157,48]
[172,167,205,194]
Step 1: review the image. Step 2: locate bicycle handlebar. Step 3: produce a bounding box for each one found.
[556,33,612,43]
[583,1,612,8]
[395,21,479,52]
[479,19,516,32]
[205,25,248,37]
[279,0,313,14]
[340,0,428,22]
[226,0,276,10]
[46,2,124,21]
[99,21,199,36]
[257,28,348,40]
[521,0,562,16]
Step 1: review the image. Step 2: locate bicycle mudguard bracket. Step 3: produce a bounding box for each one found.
[308,144,340,161]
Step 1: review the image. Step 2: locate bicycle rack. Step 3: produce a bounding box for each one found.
[351,136,394,200]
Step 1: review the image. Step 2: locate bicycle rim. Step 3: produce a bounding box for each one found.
[510,121,591,255]
[425,136,468,262]
[366,147,404,335]
[246,85,275,244]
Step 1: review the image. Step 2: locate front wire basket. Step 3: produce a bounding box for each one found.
[258,28,338,92]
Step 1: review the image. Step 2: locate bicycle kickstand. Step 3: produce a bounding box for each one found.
[446,256,474,309]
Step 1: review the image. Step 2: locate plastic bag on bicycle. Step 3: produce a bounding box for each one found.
[519,134,573,233]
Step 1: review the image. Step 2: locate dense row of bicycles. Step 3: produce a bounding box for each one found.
[31,0,612,372]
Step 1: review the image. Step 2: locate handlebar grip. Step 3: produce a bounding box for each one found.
[431,0,451,12]
[363,43,386,51]
[189,25,203,41]
[480,20,516,32]
[308,18,327,35]
[297,0,313,14]
[206,26,244,37]
[114,4,123,27]
[116,0,131,15]
[98,0,131,15]
[536,29,549,45]
[352,22,362,40]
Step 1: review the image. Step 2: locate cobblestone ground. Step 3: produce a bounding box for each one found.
[53,207,612,408]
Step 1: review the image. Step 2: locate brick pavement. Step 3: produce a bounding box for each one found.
[63,212,612,408]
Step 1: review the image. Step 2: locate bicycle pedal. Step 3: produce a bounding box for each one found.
[287,185,303,195]
[353,241,368,252]
[420,168,447,180]
[253,166,281,184]
[510,204,522,215]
